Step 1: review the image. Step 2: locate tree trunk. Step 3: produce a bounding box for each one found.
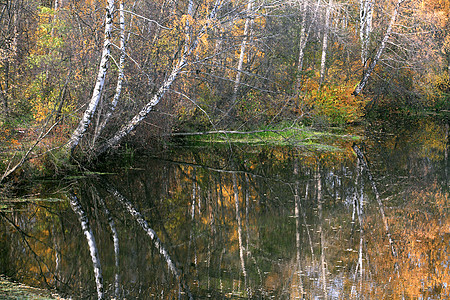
[295,0,321,93]
[319,0,333,87]
[66,0,115,152]
[295,0,308,93]
[93,0,126,144]
[230,0,254,109]
[1,61,9,119]
[360,0,373,66]
[94,55,187,156]
[94,0,223,157]
[352,0,404,96]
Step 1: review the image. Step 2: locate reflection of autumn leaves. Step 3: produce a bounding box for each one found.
[367,184,450,298]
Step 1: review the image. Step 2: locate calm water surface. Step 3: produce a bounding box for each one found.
[1,118,449,299]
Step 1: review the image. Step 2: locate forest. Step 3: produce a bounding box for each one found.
[0,1,449,299]
[0,0,449,179]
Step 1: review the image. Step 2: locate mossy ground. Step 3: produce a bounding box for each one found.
[183,126,362,151]
[0,276,63,300]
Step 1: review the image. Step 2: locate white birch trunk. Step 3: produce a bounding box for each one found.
[231,0,254,106]
[360,0,373,66]
[95,0,223,156]
[66,0,115,152]
[319,0,333,87]
[295,0,308,93]
[353,0,404,96]
[94,0,126,143]
[296,0,321,92]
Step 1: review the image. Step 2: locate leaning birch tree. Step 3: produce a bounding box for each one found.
[93,0,224,157]
[66,0,115,152]
[65,0,225,158]
[352,0,406,96]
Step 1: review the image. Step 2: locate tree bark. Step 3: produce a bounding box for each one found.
[319,0,333,87]
[352,0,404,96]
[94,0,223,157]
[295,0,321,93]
[0,61,9,119]
[295,0,308,93]
[93,0,126,144]
[230,0,254,109]
[66,0,115,152]
[359,0,373,66]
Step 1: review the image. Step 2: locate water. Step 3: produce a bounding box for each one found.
[1,117,449,299]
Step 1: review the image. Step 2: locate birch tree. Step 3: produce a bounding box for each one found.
[352,0,406,96]
[93,0,224,157]
[92,0,127,146]
[319,0,333,87]
[294,0,321,93]
[359,0,373,66]
[230,0,255,108]
[66,0,115,152]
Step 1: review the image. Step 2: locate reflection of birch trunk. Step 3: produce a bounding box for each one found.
[105,182,193,299]
[245,174,250,257]
[317,170,327,299]
[303,181,314,257]
[319,0,333,87]
[97,196,120,298]
[352,158,364,295]
[52,225,60,289]
[445,123,448,186]
[293,161,305,298]
[352,0,405,96]
[67,0,115,152]
[68,193,104,300]
[188,167,200,283]
[352,145,397,258]
[192,168,197,220]
[232,173,248,294]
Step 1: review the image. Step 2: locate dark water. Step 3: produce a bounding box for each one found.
[1,118,449,299]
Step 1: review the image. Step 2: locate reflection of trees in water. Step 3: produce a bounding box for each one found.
[1,126,449,299]
[68,192,104,300]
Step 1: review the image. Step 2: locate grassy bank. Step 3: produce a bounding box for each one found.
[178,125,362,152]
[0,276,63,300]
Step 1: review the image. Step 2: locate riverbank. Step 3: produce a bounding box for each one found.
[0,276,64,300]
